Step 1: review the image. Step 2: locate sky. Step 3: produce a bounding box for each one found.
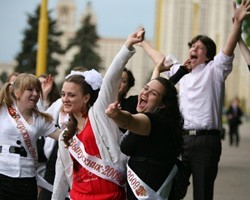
[0,0,155,63]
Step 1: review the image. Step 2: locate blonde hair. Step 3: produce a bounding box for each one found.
[0,73,53,122]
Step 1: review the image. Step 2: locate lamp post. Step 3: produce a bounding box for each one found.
[36,0,48,76]
[155,0,163,51]
[192,0,200,37]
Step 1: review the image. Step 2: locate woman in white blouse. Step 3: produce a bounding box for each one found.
[0,73,62,200]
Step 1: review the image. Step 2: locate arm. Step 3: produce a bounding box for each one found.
[48,129,62,141]
[52,138,72,200]
[151,57,191,84]
[238,35,250,68]
[140,40,165,64]
[40,75,54,109]
[151,57,169,79]
[97,28,145,107]
[169,58,191,84]
[106,101,151,136]
[223,0,250,56]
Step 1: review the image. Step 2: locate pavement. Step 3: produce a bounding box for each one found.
[184,122,250,200]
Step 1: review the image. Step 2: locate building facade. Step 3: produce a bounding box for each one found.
[54,0,153,95]
[1,0,249,114]
[154,0,250,114]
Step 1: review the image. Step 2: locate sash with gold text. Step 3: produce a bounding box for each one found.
[68,135,126,187]
[127,163,178,200]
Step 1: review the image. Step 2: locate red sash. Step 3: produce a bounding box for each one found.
[7,105,38,168]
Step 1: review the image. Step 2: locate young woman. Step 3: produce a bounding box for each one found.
[52,28,145,200]
[106,57,184,200]
[0,73,61,200]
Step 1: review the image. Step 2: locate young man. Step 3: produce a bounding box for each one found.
[140,1,250,199]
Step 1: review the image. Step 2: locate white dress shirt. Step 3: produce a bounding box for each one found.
[165,50,234,130]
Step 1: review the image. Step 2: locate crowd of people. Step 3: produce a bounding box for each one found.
[0,0,250,200]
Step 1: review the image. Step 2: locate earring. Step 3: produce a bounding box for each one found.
[154,107,160,113]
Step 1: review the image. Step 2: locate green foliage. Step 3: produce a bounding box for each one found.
[14,5,65,75]
[0,71,7,83]
[66,14,102,75]
[236,0,250,46]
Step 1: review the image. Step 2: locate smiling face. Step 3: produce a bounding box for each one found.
[136,79,165,113]
[15,87,40,110]
[61,81,89,115]
[12,73,42,110]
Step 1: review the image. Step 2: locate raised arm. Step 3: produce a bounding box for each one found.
[238,35,250,68]
[223,0,250,56]
[125,28,145,50]
[151,57,169,79]
[40,75,54,109]
[151,57,191,84]
[140,40,165,64]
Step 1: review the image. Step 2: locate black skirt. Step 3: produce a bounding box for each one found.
[0,174,37,200]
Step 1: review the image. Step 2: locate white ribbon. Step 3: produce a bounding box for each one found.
[127,163,178,200]
[65,69,102,90]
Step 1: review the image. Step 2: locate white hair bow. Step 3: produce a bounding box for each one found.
[65,69,102,90]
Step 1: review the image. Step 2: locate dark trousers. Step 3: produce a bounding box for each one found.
[182,134,221,200]
[229,124,240,146]
[0,174,37,200]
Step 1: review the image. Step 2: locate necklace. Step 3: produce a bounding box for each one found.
[77,117,88,135]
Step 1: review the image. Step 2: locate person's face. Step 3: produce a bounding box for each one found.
[15,87,40,109]
[118,71,129,99]
[189,40,208,68]
[8,75,17,83]
[137,79,165,113]
[61,82,89,115]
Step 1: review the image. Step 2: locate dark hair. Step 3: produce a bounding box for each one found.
[188,35,216,63]
[120,68,135,100]
[154,77,184,156]
[63,75,100,147]
[123,68,135,90]
[38,74,60,106]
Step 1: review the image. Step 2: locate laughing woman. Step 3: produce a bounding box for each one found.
[106,58,184,199]
[0,73,61,200]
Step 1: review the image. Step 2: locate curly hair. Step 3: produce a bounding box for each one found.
[154,77,184,156]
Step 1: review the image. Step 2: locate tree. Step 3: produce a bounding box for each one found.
[14,5,65,75]
[0,72,7,84]
[66,14,102,74]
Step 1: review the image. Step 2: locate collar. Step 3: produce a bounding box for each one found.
[191,63,207,74]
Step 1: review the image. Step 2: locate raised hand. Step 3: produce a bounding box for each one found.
[233,0,250,23]
[183,58,192,72]
[125,28,145,49]
[41,74,53,100]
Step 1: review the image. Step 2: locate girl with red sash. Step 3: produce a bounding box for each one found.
[52,29,145,200]
[0,73,62,200]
